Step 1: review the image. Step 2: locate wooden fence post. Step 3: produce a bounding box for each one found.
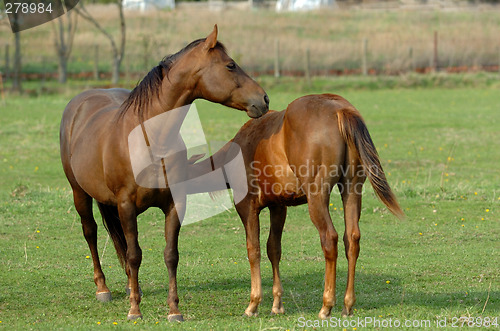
[274,39,280,79]
[408,46,414,72]
[304,47,311,85]
[126,57,131,82]
[4,44,9,80]
[12,32,22,93]
[143,36,150,72]
[94,45,99,80]
[433,31,438,72]
[40,56,46,91]
[498,46,500,76]
[0,72,5,104]
[362,38,368,76]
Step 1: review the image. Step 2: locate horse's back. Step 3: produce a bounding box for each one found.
[61,88,130,125]
[283,93,349,158]
[61,88,130,141]
[285,93,355,121]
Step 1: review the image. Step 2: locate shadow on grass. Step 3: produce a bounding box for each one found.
[145,268,498,317]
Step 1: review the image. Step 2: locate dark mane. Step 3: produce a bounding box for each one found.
[119,39,227,119]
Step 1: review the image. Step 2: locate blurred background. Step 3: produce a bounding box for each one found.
[1,0,500,92]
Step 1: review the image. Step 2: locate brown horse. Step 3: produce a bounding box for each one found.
[59,25,269,321]
[188,94,404,319]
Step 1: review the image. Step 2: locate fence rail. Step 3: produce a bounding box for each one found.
[2,32,500,83]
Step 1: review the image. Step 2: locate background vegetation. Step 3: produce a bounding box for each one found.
[2,6,500,81]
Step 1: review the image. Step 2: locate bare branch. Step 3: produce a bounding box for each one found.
[65,11,78,58]
[117,0,126,62]
[51,20,61,51]
[73,1,126,84]
[52,10,79,83]
[73,3,118,55]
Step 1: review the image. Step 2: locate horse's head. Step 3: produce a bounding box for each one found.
[179,25,269,118]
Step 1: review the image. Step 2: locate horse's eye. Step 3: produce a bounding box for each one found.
[226,62,236,71]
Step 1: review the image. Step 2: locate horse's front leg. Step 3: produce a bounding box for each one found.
[163,200,184,322]
[267,205,287,315]
[117,196,143,320]
[237,202,262,317]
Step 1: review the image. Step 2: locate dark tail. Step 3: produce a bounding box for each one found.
[337,108,405,219]
[97,202,127,268]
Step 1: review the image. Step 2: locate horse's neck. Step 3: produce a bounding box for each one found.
[122,77,194,130]
[145,85,193,121]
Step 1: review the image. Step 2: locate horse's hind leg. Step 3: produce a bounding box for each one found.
[339,178,363,317]
[307,189,338,320]
[267,205,287,315]
[163,202,184,322]
[72,187,111,302]
[116,195,143,320]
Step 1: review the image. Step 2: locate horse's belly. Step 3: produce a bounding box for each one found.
[73,169,117,205]
[257,164,305,205]
[70,144,117,205]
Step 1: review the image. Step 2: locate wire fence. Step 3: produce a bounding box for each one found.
[2,31,500,83]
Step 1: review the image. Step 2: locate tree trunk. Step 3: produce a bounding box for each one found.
[12,32,22,93]
[112,56,121,85]
[4,44,9,81]
[53,13,77,85]
[74,1,125,86]
[58,54,68,83]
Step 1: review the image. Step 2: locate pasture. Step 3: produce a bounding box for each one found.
[3,7,500,77]
[0,77,499,330]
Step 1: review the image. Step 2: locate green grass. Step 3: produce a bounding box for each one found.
[0,77,499,330]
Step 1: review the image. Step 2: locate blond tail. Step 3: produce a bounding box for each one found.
[337,108,405,219]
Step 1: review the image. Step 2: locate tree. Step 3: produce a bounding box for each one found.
[12,31,21,93]
[52,11,78,84]
[74,0,125,85]
[1,8,22,92]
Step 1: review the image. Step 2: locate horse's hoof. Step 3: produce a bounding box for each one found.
[96,291,112,302]
[127,313,143,320]
[125,286,143,297]
[341,309,354,318]
[167,314,184,322]
[318,311,331,320]
[319,313,330,320]
[270,307,285,315]
[243,311,258,317]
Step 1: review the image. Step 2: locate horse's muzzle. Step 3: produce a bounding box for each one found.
[247,94,270,118]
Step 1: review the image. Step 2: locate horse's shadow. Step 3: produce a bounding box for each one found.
[147,267,499,315]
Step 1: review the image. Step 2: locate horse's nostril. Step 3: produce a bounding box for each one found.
[264,94,270,106]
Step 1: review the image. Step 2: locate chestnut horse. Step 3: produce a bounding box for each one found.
[189,94,404,319]
[59,25,269,321]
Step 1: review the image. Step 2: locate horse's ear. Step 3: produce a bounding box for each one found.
[203,24,218,51]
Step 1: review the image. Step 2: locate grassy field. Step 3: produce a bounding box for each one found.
[0,77,499,330]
